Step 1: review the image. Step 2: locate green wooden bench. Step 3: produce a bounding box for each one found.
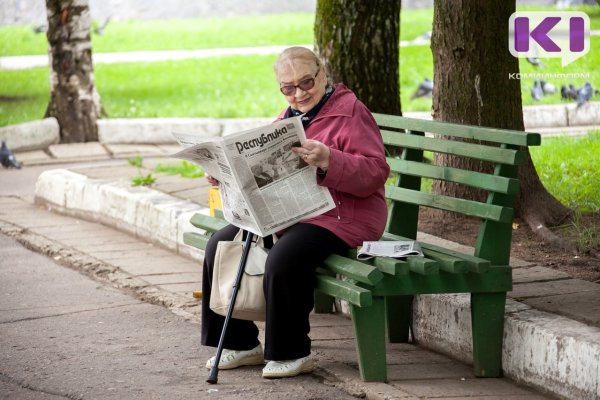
[183,113,541,382]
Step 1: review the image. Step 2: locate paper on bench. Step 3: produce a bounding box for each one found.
[357,240,423,260]
[171,117,335,237]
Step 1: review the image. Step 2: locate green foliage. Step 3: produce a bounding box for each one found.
[562,209,600,254]
[154,161,204,178]
[529,130,600,213]
[128,155,144,168]
[131,173,157,187]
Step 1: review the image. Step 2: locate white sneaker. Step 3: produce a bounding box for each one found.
[205,344,264,370]
[262,355,314,378]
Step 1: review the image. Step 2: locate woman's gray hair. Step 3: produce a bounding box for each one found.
[274,46,332,85]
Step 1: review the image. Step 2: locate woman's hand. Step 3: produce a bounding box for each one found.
[206,175,219,186]
[292,140,330,171]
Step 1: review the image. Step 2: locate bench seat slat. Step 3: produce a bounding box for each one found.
[374,114,541,147]
[373,257,409,275]
[382,232,491,273]
[371,266,512,296]
[385,186,514,223]
[183,232,210,251]
[381,130,526,165]
[421,249,469,273]
[323,254,384,285]
[315,274,372,307]
[190,213,228,232]
[387,159,519,195]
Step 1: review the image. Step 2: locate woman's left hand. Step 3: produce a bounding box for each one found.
[292,140,330,171]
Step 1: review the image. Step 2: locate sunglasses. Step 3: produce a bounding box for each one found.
[279,70,320,96]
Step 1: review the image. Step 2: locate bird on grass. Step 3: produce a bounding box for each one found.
[530,80,543,101]
[541,80,556,95]
[0,141,21,169]
[577,82,593,108]
[93,16,111,35]
[561,84,578,101]
[410,78,433,100]
[526,57,546,68]
[32,24,47,34]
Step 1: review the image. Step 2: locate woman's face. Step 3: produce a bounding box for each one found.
[276,59,327,113]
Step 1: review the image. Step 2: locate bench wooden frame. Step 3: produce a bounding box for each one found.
[183,113,541,382]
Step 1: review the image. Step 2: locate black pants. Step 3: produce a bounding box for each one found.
[201,223,348,360]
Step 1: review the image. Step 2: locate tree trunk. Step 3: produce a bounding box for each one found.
[45,0,101,143]
[314,0,401,115]
[430,0,571,248]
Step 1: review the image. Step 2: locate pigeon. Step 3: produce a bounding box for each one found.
[561,84,577,101]
[541,80,556,95]
[0,141,21,169]
[526,57,546,68]
[576,82,593,108]
[32,24,47,34]
[410,78,434,100]
[93,16,111,35]
[530,79,543,101]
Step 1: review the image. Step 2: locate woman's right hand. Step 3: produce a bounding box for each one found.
[206,175,219,186]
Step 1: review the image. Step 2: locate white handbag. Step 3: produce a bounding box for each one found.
[210,229,275,321]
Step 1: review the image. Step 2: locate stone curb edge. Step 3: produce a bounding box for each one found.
[33,169,600,400]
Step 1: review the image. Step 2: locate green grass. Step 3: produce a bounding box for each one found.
[530,130,600,212]
[154,160,204,178]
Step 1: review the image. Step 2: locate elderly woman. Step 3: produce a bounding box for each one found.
[202,46,390,378]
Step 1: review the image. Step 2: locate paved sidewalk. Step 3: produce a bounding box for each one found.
[1,143,597,399]
[1,185,551,400]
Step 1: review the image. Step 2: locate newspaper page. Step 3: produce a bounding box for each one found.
[171,117,335,237]
[357,240,423,260]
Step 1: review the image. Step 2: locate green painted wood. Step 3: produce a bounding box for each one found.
[374,257,409,275]
[385,186,514,223]
[385,295,412,343]
[323,254,384,285]
[381,130,526,165]
[371,266,512,296]
[183,232,210,251]
[386,132,424,239]
[474,148,520,266]
[313,289,335,313]
[387,158,520,195]
[351,297,387,382]
[381,232,491,273]
[315,274,372,307]
[471,292,506,377]
[189,213,228,232]
[373,113,542,147]
[406,257,439,275]
[421,249,469,273]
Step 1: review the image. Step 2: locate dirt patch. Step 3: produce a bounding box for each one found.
[418,210,600,284]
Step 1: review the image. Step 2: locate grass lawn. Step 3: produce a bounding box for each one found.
[1,7,598,126]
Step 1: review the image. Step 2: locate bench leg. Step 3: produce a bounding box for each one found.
[350,296,387,382]
[385,295,412,343]
[471,292,506,377]
[313,289,334,313]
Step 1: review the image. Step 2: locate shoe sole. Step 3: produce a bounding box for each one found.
[262,359,315,379]
[206,353,264,370]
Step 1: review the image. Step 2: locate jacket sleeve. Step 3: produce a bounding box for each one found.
[318,102,390,198]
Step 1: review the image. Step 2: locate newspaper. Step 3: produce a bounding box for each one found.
[170,117,335,237]
[357,240,423,260]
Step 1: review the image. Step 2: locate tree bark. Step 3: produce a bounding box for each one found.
[430,0,571,248]
[45,0,101,143]
[314,0,401,115]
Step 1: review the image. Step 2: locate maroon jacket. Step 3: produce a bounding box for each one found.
[278,84,390,247]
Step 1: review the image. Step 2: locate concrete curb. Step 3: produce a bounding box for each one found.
[4,103,599,155]
[33,168,600,400]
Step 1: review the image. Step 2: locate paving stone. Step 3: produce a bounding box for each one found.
[104,144,165,157]
[156,282,200,294]
[138,272,201,285]
[524,291,600,328]
[512,265,572,284]
[388,360,473,381]
[510,278,600,299]
[48,142,110,158]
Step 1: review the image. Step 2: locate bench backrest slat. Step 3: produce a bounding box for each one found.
[381,130,527,165]
[374,114,541,147]
[385,186,514,223]
[387,159,520,195]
